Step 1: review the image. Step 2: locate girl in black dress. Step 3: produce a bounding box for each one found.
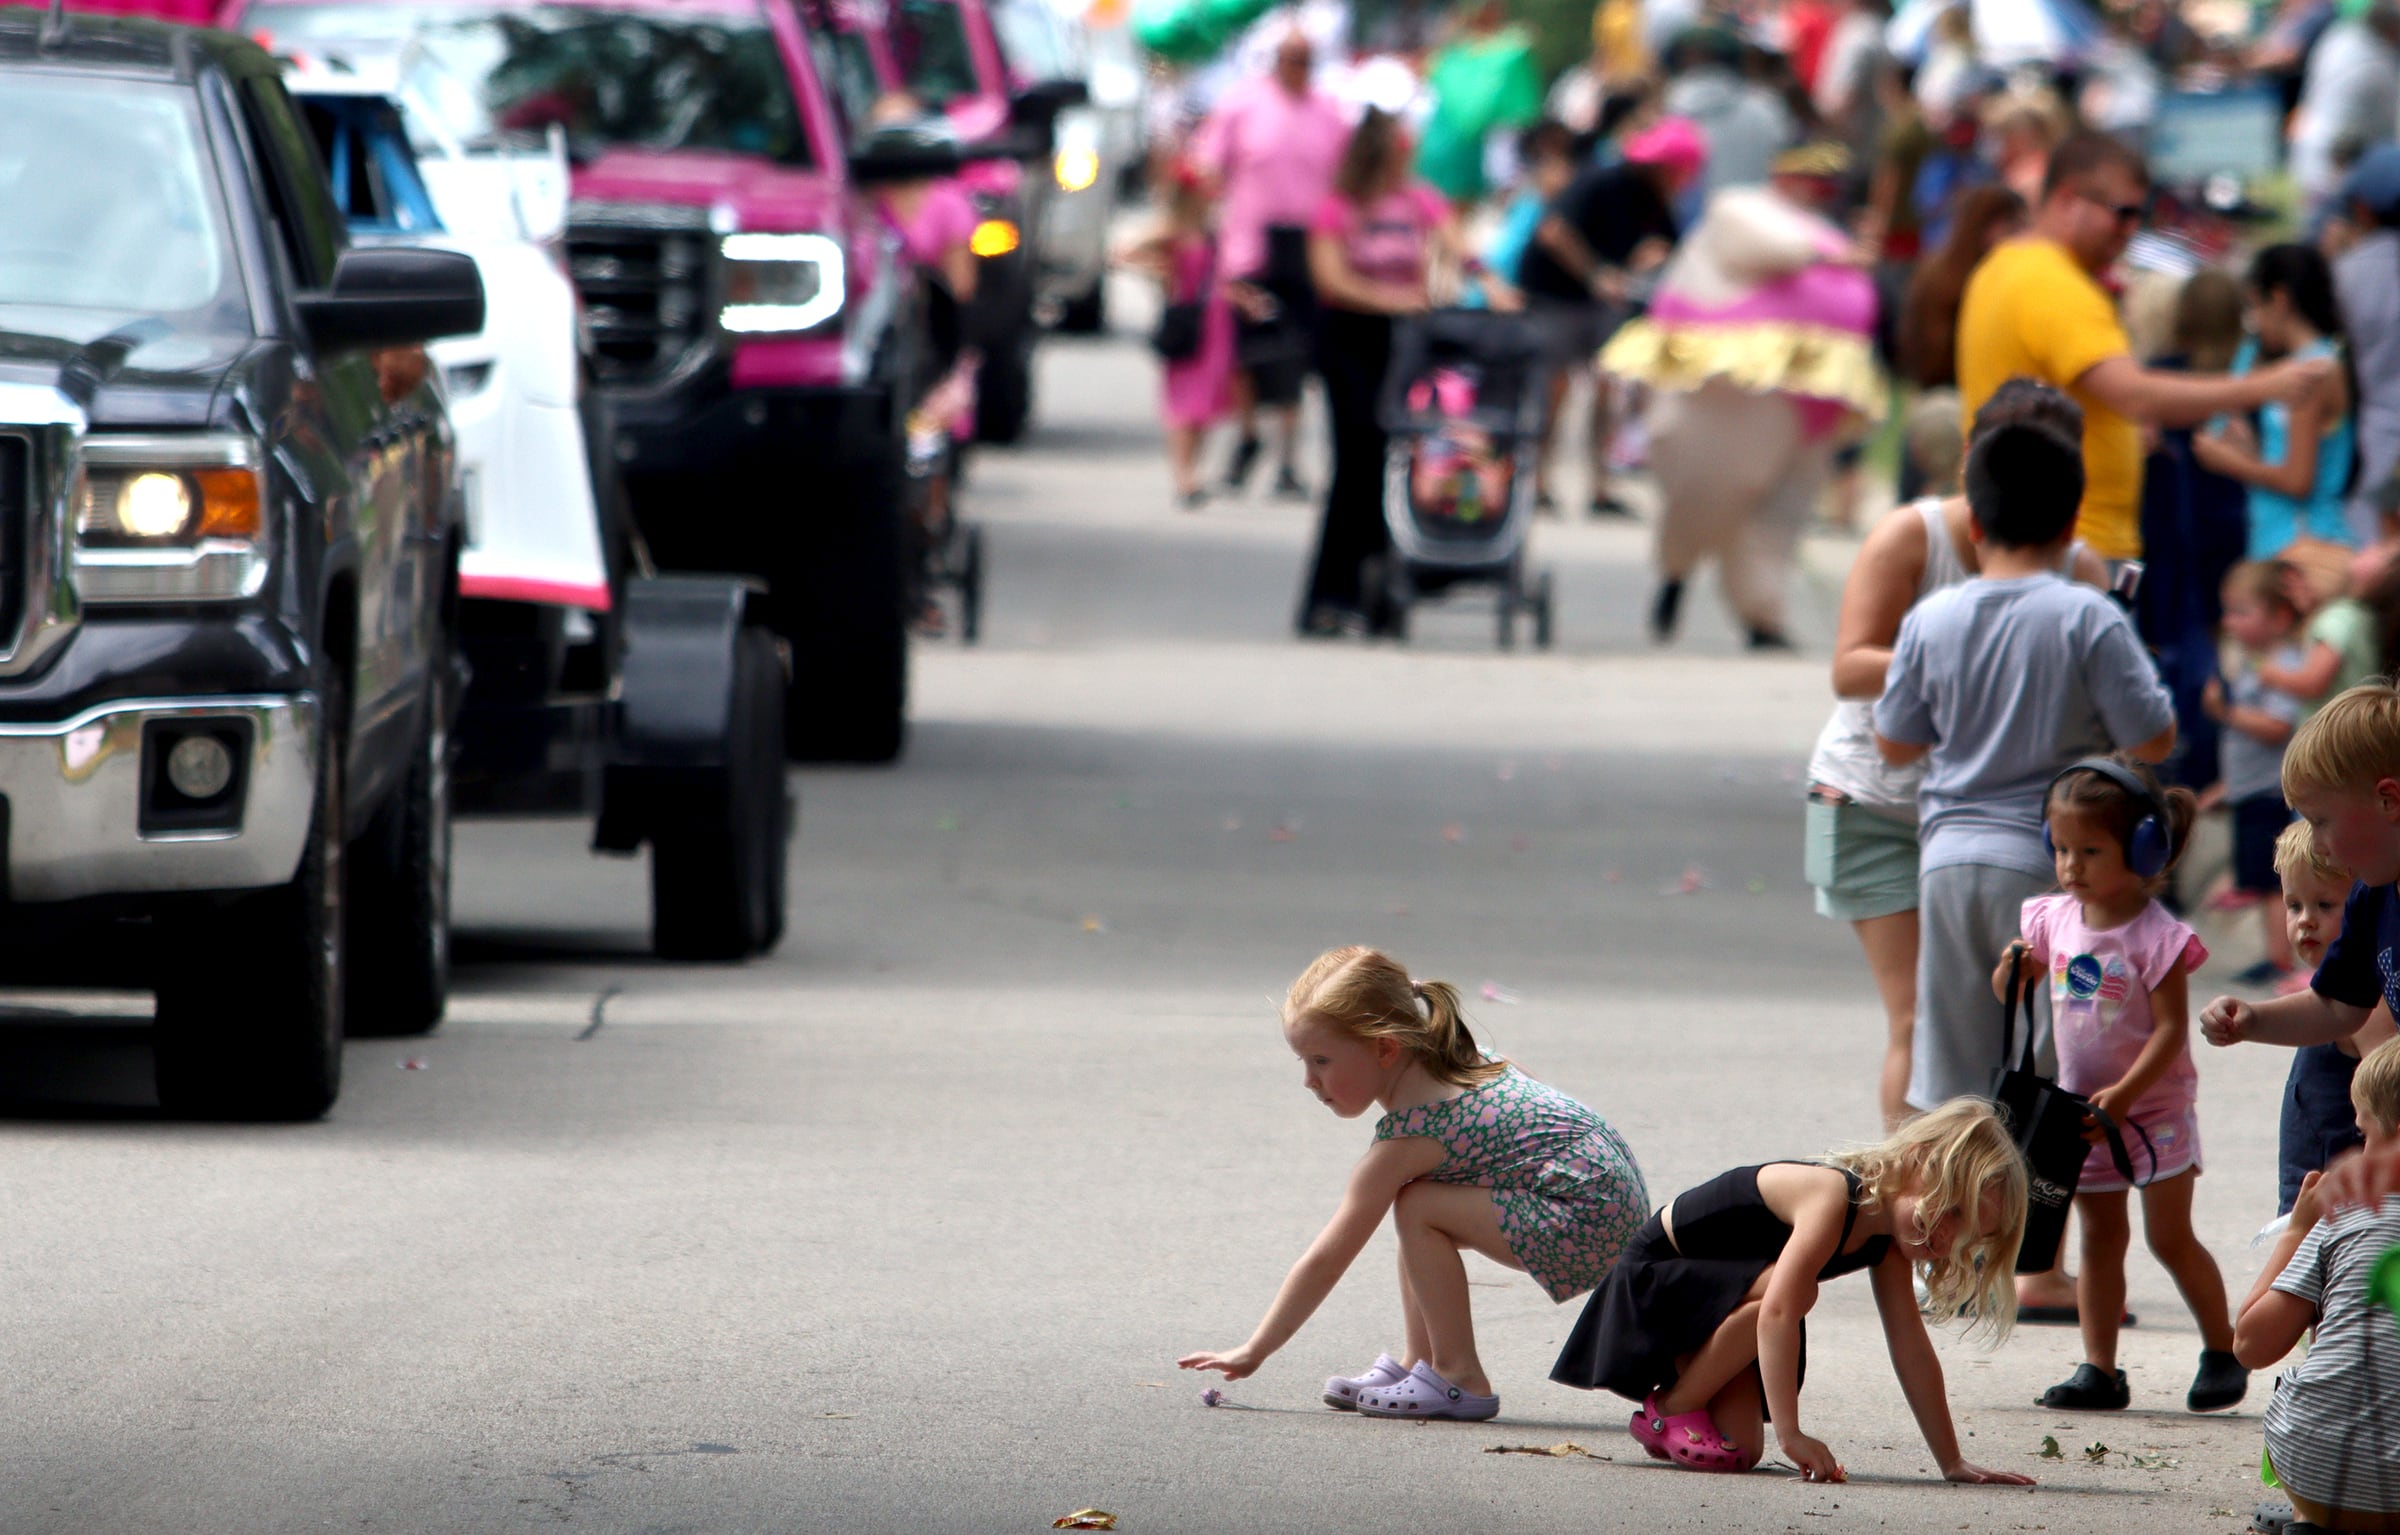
[1551,1098,2034,1485]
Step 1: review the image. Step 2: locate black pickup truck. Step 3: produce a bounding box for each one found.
[0,14,484,1119]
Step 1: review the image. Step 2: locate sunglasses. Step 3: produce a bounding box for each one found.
[2075,186,2147,225]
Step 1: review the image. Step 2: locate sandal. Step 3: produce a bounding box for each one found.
[1323,1353,1408,1411]
[1629,1393,1756,1471]
[1355,1361,1499,1421]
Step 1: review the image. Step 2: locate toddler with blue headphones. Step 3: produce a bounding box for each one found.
[1994,754,2249,1415]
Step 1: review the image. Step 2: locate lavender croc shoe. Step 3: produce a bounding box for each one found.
[1323,1354,1409,1410]
[1355,1361,1500,1421]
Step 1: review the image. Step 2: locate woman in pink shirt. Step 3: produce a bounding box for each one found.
[1299,109,1466,636]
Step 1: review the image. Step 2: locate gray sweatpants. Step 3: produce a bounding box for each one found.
[1908,861,2054,1113]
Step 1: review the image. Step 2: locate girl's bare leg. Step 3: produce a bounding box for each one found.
[1167,425,1203,498]
[2139,1170,2234,1350]
[1851,908,1920,1130]
[1655,1284,1769,1416]
[1707,1365,1768,1465]
[2074,1190,2131,1372]
[1398,1240,1433,1369]
[1391,1180,1522,1396]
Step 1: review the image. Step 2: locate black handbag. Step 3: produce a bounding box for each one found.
[1990,954,2155,1272]
[1150,239,1215,363]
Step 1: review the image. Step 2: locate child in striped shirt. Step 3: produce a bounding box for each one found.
[2237,1036,2400,1531]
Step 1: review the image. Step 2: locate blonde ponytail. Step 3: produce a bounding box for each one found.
[1288,948,1505,1087]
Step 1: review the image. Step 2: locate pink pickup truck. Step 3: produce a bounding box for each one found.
[233,0,942,762]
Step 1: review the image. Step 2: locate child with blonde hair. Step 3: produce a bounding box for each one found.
[1549,1099,2034,1486]
[1178,946,1647,1420]
[2236,1037,2400,1532]
[1998,754,2249,1412]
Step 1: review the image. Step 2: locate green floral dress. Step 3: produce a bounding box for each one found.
[1374,1064,1649,1302]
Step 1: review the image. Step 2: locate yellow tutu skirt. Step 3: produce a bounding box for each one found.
[1599,319,1888,423]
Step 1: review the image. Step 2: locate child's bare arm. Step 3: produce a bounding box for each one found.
[1753,1166,1851,1482]
[2090,970,2190,1132]
[1869,1251,2036,1485]
[2347,1001,2397,1059]
[2256,640,2343,702]
[2200,988,2370,1049]
[2235,1173,2323,1368]
[1991,940,2040,1003]
[1179,1135,1444,1379]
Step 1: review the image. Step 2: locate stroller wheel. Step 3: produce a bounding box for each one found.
[960,524,984,644]
[1496,563,1522,651]
[1533,569,1555,650]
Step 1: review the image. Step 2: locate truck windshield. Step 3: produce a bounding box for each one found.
[889,0,978,109]
[251,5,813,167]
[0,76,244,330]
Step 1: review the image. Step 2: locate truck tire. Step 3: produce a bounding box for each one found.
[975,330,1033,444]
[652,623,789,960]
[783,429,908,764]
[346,663,451,1037]
[154,669,346,1120]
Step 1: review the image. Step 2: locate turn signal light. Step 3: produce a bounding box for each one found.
[970,219,1021,259]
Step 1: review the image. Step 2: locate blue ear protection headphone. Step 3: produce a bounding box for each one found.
[2043,757,2173,879]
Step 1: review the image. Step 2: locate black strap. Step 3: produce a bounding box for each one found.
[2004,948,2038,1076]
[2003,947,2157,1187]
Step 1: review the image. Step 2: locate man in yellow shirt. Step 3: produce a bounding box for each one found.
[1958,131,2331,562]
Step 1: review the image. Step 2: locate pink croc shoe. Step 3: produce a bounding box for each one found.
[1323,1354,1409,1410]
[1355,1361,1500,1421]
[1628,1394,1756,1471]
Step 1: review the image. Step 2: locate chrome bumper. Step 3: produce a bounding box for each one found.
[0,694,317,902]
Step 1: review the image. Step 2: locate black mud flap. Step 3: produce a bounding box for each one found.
[594,574,771,852]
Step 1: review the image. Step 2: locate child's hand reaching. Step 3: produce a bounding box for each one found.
[1178,1346,1262,1381]
[2199,994,2255,1047]
[2291,1168,2326,1233]
[1943,1459,2038,1486]
[1780,1430,1846,1483]
[1990,941,2040,1003]
[2082,1082,2137,1145]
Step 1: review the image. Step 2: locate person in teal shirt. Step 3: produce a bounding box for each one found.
[2196,244,2360,559]
[1415,0,1543,206]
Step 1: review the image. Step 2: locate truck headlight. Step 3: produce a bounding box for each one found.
[718,232,846,334]
[1055,145,1100,193]
[74,434,268,602]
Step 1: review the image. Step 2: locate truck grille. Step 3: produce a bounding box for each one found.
[0,435,27,648]
[565,203,713,387]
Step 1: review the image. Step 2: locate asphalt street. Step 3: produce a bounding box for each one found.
[0,292,2304,1533]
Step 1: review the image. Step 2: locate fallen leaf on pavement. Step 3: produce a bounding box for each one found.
[1485,1443,1597,1459]
[2082,1441,2109,1463]
[1053,1512,1117,1530]
[1199,1388,1223,1406]
[2126,1451,2179,1470]
[2037,1435,2062,1460]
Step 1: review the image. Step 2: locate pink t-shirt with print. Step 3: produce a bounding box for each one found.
[2020,891,2208,1126]
[1311,182,1449,293]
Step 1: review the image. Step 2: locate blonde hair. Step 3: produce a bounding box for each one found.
[1283,946,1505,1088]
[2283,682,2400,800]
[2356,1037,2400,1135]
[2274,817,2350,887]
[1824,1098,2026,1343]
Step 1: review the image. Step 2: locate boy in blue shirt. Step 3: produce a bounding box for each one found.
[2203,685,2400,1096]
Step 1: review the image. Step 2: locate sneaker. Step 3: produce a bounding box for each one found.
[1178,487,1209,512]
[1745,627,1794,652]
[2036,1362,2130,1410]
[1270,467,1309,500]
[2189,1348,2249,1412]
[1323,1353,1408,1410]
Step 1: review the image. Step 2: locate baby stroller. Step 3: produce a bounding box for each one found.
[1370,310,1555,648]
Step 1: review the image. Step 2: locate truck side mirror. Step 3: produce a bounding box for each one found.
[1005,77,1089,154]
[848,125,966,185]
[297,247,487,352]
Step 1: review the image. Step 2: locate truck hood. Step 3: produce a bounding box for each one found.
[570,149,843,232]
[0,314,248,429]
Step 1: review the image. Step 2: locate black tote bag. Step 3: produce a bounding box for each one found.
[1990,954,2152,1272]
[1150,240,1215,363]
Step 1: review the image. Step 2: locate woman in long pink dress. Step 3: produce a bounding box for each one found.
[1122,165,1237,508]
